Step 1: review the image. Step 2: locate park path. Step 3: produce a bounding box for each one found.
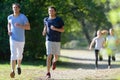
[37,49,120,80]
[60,49,120,66]
[55,49,120,80]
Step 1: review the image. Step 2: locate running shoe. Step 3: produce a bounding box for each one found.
[10,71,15,78]
[112,56,116,61]
[52,62,56,70]
[46,72,51,78]
[17,67,21,75]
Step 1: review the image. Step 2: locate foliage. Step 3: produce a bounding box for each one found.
[0,0,13,60]
[20,0,47,59]
[62,40,88,49]
[0,0,119,60]
[0,0,47,60]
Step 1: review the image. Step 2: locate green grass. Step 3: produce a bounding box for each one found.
[0,57,70,80]
[0,60,47,80]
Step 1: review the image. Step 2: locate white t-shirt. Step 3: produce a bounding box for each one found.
[93,37,105,50]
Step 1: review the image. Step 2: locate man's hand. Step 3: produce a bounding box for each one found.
[8,32,12,36]
[51,25,56,31]
[42,30,46,36]
[14,23,22,28]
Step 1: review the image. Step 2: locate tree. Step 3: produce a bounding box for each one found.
[0,0,114,60]
[69,0,111,44]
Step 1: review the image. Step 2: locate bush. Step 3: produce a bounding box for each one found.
[62,40,88,49]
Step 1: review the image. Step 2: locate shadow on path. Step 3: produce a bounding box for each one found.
[58,61,120,70]
[58,55,120,70]
[60,55,120,62]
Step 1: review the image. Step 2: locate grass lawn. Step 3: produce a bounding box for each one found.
[0,60,47,80]
[0,57,70,80]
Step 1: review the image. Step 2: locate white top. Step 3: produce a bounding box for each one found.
[93,37,105,50]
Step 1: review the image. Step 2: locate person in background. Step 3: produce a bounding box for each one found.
[7,3,30,78]
[106,28,118,69]
[89,30,105,69]
[42,6,64,78]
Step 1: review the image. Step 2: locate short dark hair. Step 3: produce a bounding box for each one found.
[12,3,20,8]
[48,6,56,11]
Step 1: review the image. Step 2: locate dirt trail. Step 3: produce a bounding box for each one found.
[52,50,120,80]
[37,49,120,80]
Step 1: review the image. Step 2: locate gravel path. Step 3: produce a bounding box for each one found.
[36,49,120,80]
[58,49,120,80]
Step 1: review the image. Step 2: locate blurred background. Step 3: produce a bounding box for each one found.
[0,0,120,61]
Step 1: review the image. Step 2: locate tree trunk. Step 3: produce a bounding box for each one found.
[79,19,91,44]
[71,7,91,44]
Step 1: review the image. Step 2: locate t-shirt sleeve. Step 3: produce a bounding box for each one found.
[59,18,64,27]
[22,14,29,24]
[43,17,48,26]
[7,16,9,21]
[7,15,11,23]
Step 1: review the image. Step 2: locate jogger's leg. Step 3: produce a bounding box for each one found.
[108,55,111,68]
[10,39,17,72]
[17,59,22,67]
[47,54,52,73]
[11,60,16,72]
[53,54,58,62]
[95,50,99,68]
[52,54,58,70]
[17,42,24,67]
[112,50,116,61]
